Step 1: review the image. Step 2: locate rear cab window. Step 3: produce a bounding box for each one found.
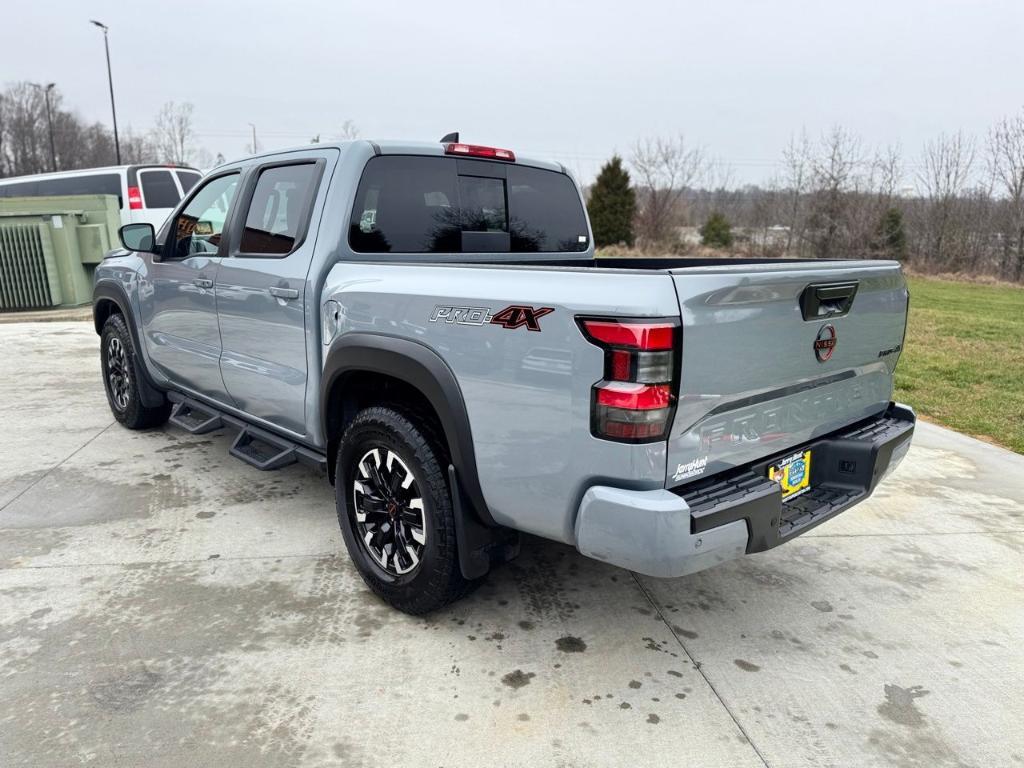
[349,155,588,254]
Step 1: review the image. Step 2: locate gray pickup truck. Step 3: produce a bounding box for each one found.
[93,137,915,614]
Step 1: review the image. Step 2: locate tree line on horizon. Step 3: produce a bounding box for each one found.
[589,117,1024,283]
[0,81,361,176]
[0,82,221,175]
[4,81,1022,281]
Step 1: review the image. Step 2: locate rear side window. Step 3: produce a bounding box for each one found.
[139,170,181,208]
[39,174,121,197]
[238,164,319,255]
[176,171,201,194]
[0,173,121,199]
[0,181,39,198]
[349,156,588,254]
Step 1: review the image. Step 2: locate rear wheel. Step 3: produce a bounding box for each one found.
[336,406,475,614]
[100,313,171,429]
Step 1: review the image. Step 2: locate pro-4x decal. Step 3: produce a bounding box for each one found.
[489,305,554,332]
[429,305,492,326]
[430,304,554,332]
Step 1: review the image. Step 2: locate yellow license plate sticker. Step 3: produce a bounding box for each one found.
[769,450,812,500]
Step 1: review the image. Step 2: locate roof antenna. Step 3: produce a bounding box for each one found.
[440,132,459,143]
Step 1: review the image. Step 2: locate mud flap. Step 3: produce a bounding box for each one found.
[448,464,519,579]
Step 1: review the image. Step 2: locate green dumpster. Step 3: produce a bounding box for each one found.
[0,194,121,310]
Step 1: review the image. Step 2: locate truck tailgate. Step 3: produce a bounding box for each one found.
[666,260,908,487]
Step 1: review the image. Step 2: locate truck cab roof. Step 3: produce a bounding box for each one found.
[223,139,567,176]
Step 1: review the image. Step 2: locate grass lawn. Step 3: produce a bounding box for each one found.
[895,276,1024,453]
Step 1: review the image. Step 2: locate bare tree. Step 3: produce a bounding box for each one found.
[337,119,360,141]
[151,101,196,164]
[705,159,735,194]
[629,134,708,245]
[917,132,976,269]
[747,180,786,257]
[192,147,214,169]
[0,82,48,176]
[0,82,160,176]
[780,130,812,255]
[874,143,903,200]
[988,111,1024,278]
[808,126,862,258]
[846,143,905,258]
[706,159,741,219]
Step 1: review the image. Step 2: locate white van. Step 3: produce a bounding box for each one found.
[0,165,203,229]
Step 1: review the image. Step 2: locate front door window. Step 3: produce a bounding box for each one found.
[170,173,239,258]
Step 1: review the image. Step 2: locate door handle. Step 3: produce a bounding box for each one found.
[268,286,299,300]
[193,278,214,289]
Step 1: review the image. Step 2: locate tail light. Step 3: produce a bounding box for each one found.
[444,143,516,162]
[127,186,143,210]
[579,318,679,442]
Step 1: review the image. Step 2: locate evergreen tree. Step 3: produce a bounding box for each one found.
[700,211,734,249]
[587,156,636,247]
[874,207,907,257]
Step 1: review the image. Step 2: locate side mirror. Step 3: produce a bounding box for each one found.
[118,223,157,254]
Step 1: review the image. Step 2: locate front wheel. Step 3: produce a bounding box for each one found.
[100,313,170,429]
[335,406,475,614]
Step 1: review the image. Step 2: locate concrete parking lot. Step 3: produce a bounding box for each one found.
[1,321,1022,768]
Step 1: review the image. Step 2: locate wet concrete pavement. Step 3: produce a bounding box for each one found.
[1,322,1022,767]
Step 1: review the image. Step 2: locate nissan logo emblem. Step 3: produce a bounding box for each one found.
[814,324,837,362]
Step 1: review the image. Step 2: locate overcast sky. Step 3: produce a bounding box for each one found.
[4,0,1023,183]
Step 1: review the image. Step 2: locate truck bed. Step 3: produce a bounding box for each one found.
[405,253,907,488]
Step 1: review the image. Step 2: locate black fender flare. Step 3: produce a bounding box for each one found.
[92,281,166,408]
[320,332,495,529]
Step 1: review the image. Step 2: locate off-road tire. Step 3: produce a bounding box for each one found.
[336,406,476,614]
[100,313,171,429]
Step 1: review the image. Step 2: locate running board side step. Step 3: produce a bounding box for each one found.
[231,427,299,471]
[166,393,327,473]
[169,401,223,434]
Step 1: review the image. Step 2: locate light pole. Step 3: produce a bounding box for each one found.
[248,123,257,155]
[29,82,57,172]
[89,20,121,164]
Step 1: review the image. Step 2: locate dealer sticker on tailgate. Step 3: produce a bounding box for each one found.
[769,450,812,500]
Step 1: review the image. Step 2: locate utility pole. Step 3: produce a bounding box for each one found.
[29,82,57,172]
[248,123,258,155]
[90,20,121,164]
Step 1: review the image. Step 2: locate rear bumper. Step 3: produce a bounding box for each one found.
[574,402,915,578]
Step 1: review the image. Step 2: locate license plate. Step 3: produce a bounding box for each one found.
[768,449,812,500]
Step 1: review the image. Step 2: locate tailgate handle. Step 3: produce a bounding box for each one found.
[800,281,858,321]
